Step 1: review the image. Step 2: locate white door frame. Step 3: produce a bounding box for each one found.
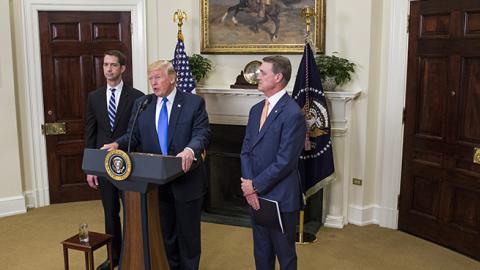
[21,0,148,207]
[378,0,410,228]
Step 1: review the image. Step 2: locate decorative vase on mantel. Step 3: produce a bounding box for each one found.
[315,52,356,92]
[322,76,337,92]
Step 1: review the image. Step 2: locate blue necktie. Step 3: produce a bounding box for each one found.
[157,97,168,155]
[108,88,116,130]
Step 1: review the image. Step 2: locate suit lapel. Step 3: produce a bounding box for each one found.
[168,90,185,147]
[112,86,132,132]
[251,93,289,148]
[99,87,110,130]
[145,95,162,152]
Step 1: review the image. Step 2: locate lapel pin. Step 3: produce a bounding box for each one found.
[178,104,182,108]
[275,110,278,113]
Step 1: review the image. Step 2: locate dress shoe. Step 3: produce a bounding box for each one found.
[96,259,118,270]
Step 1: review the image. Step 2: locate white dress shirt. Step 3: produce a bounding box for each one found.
[265,89,287,116]
[106,81,124,110]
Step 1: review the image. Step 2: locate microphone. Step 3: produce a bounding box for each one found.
[127,95,153,153]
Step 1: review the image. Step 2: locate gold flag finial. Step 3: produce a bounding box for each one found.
[300,6,316,43]
[173,10,187,39]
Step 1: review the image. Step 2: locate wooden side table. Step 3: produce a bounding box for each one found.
[61,231,113,270]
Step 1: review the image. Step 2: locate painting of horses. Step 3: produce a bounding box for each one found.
[201,0,325,54]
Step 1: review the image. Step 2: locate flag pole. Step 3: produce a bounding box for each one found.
[296,6,318,245]
[173,9,187,40]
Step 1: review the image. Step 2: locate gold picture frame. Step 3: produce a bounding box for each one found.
[201,0,325,54]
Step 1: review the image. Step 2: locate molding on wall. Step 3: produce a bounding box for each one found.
[324,214,345,229]
[348,204,380,226]
[0,195,27,218]
[21,0,147,207]
[377,0,409,229]
[24,190,36,209]
[378,205,399,229]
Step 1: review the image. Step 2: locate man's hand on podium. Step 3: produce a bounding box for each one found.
[176,149,194,172]
[101,142,119,152]
[86,174,98,189]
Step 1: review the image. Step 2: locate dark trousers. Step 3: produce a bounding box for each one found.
[158,185,203,270]
[252,210,298,270]
[98,177,123,262]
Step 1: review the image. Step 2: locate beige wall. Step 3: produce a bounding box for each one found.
[145,0,388,222]
[4,0,399,225]
[0,0,24,209]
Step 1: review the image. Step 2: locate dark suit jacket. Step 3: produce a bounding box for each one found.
[240,92,306,212]
[116,91,211,202]
[85,85,144,148]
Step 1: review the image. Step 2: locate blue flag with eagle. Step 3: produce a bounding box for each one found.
[173,31,196,93]
[292,43,335,199]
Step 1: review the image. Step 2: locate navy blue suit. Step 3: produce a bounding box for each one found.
[241,92,306,270]
[117,90,210,270]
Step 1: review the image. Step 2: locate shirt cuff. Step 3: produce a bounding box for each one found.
[185,147,197,161]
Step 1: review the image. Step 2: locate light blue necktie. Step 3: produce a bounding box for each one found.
[157,97,168,155]
[108,88,116,130]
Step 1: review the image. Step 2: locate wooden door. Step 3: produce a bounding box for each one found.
[399,0,480,259]
[39,11,132,203]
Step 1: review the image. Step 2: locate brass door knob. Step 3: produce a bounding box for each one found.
[474,147,480,165]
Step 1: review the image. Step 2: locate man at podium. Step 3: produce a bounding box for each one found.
[102,60,210,270]
[85,50,144,270]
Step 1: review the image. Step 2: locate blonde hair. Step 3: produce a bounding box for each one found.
[147,60,176,76]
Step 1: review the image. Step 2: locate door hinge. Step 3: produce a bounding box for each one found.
[42,122,66,135]
[402,107,406,124]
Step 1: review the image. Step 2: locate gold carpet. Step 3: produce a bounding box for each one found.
[0,200,478,270]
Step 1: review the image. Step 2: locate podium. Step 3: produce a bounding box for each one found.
[82,148,185,270]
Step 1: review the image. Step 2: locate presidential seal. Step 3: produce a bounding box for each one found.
[104,149,132,181]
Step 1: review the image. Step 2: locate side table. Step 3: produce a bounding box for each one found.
[61,231,113,270]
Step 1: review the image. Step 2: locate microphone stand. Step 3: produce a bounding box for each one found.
[127,95,152,153]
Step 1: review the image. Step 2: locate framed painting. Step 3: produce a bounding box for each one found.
[201,0,325,54]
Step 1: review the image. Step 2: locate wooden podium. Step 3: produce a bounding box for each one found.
[82,148,186,270]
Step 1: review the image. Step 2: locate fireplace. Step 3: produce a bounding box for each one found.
[202,123,323,231]
[203,124,250,225]
[198,87,360,229]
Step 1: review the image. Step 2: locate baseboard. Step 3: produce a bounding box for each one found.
[324,215,345,228]
[378,206,398,229]
[24,190,35,208]
[0,195,27,217]
[348,204,380,226]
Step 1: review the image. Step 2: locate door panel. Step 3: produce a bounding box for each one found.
[459,57,480,143]
[400,0,480,260]
[39,11,132,203]
[416,56,449,140]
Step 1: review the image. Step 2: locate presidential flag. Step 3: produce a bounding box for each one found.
[173,31,196,93]
[292,43,335,198]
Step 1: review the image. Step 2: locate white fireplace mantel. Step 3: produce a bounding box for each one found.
[197,87,361,228]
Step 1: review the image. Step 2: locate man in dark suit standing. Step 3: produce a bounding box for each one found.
[102,60,210,270]
[84,50,144,270]
[240,56,306,270]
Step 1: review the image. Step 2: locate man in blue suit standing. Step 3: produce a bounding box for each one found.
[102,60,210,270]
[240,56,306,270]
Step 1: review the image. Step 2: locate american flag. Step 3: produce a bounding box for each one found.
[173,35,196,93]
